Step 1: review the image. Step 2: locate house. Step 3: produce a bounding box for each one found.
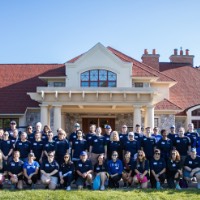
[0,43,200,134]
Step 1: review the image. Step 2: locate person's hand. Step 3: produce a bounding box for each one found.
[60,178,64,184]
[82,173,87,178]
[140,174,144,180]
[4,156,8,160]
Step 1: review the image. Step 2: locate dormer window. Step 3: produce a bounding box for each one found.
[81,69,117,87]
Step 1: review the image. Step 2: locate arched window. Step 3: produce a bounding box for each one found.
[81,69,117,87]
[192,108,200,116]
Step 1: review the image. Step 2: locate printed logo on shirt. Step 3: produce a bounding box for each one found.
[172,163,176,167]
[153,162,157,165]
[11,163,15,166]
[161,142,165,144]
[75,141,78,144]
[177,140,180,143]
[33,143,37,146]
[19,143,22,145]
[45,164,49,167]
[79,164,82,167]
[189,161,192,164]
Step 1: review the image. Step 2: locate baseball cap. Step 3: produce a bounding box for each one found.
[28,152,35,157]
[128,132,134,136]
[10,120,17,125]
[170,125,175,129]
[191,148,197,153]
[80,151,87,156]
[105,125,111,129]
[74,123,80,127]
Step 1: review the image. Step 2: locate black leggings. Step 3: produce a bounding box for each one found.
[63,174,74,187]
[24,174,38,185]
[167,171,181,188]
[150,173,165,188]
[108,174,122,188]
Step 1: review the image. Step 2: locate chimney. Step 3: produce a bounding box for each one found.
[141,49,160,71]
[169,48,194,66]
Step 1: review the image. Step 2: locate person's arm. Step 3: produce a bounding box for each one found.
[104,145,107,159]
[48,169,58,176]
[29,167,39,177]
[76,170,84,178]
[23,168,30,179]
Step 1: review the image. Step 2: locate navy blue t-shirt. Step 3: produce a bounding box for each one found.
[133,159,149,174]
[94,162,107,173]
[28,133,35,143]
[55,139,70,158]
[167,133,179,145]
[41,133,48,143]
[60,162,75,176]
[72,139,88,159]
[167,159,181,173]
[173,136,191,156]
[104,134,111,144]
[76,159,93,174]
[43,141,56,154]
[185,132,199,148]
[31,140,44,160]
[184,155,200,169]
[119,133,128,147]
[69,132,77,143]
[141,136,156,159]
[0,140,13,156]
[123,140,139,157]
[8,159,24,175]
[15,140,31,159]
[123,159,133,173]
[156,139,173,159]
[150,158,166,174]
[134,133,144,149]
[86,133,96,148]
[107,141,122,159]
[41,160,59,177]
[90,135,106,154]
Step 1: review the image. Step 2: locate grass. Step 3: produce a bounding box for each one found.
[0,189,200,200]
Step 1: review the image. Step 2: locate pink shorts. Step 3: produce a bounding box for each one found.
[136,174,148,183]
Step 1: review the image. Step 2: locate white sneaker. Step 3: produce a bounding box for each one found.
[66,186,71,191]
[100,185,105,191]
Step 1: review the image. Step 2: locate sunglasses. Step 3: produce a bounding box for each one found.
[122,127,127,128]
[138,154,143,157]
[172,153,176,155]
[27,127,32,129]
[155,153,160,155]
[112,154,118,157]
[48,155,54,157]
[10,123,16,125]
[64,156,69,159]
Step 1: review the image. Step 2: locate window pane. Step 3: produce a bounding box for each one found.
[108,82,116,87]
[54,82,65,87]
[90,70,98,81]
[81,82,89,87]
[81,71,89,81]
[99,81,107,87]
[108,71,116,81]
[90,82,98,87]
[99,70,107,81]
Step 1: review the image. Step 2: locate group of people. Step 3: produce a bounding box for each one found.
[0,120,199,191]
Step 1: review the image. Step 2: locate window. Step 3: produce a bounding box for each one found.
[0,118,19,130]
[133,82,144,88]
[192,109,200,116]
[154,118,159,127]
[81,69,117,87]
[48,82,65,87]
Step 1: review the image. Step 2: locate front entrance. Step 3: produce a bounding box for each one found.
[82,118,115,134]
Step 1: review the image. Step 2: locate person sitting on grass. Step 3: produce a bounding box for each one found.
[59,153,75,191]
[166,150,182,189]
[93,154,108,191]
[8,151,24,190]
[132,150,149,189]
[76,151,93,190]
[23,153,40,189]
[183,148,200,189]
[122,151,133,188]
[107,151,123,189]
[150,149,166,189]
[0,151,5,189]
[40,151,59,190]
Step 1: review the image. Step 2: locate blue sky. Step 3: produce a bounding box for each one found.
[0,0,200,66]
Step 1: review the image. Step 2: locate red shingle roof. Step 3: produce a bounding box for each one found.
[160,63,200,110]
[0,64,65,114]
[155,99,182,110]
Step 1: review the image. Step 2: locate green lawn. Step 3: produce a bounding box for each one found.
[0,189,200,200]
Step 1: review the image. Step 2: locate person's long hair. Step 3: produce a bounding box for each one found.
[170,150,181,162]
[136,150,146,169]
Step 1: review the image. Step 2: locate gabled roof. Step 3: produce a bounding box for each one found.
[0,64,64,114]
[155,98,182,110]
[159,63,200,110]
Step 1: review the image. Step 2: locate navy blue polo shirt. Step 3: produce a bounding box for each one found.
[167,133,179,145]
[134,133,144,149]
[104,134,111,144]
[86,133,95,147]
[72,139,88,159]
[69,132,77,143]
[76,159,93,174]
[156,139,173,159]
[107,141,122,157]
[133,160,149,174]
[0,140,13,156]
[55,139,70,157]
[15,140,31,159]
[123,140,139,157]
[31,140,44,160]
[141,136,156,159]
[53,135,59,142]
[8,159,24,175]
[185,132,199,148]
[43,141,56,154]
[119,133,128,147]
[41,133,48,143]
[41,160,59,177]
[167,159,181,173]
[173,136,191,156]
[150,158,166,174]
[184,155,200,169]
[94,162,107,173]
[10,136,19,147]
[123,159,133,173]
[28,133,35,143]
[90,135,106,154]
[60,162,75,175]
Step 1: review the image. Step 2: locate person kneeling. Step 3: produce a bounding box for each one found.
[76,151,93,190]
[40,152,59,190]
[132,150,149,189]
